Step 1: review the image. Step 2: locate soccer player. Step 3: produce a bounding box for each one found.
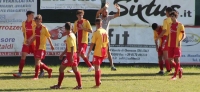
[96,2,120,71]
[67,10,94,73]
[13,11,38,78]
[155,7,173,75]
[168,11,185,80]
[152,23,164,75]
[87,18,109,88]
[50,22,82,89]
[28,15,54,79]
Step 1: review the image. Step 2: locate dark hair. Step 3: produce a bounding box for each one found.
[26,11,34,17]
[166,7,173,13]
[65,22,71,30]
[152,23,158,30]
[170,11,178,18]
[76,10,84,15]
[34,14,42,20]
[95,18,102,23]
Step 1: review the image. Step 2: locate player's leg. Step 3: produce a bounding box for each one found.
[50,64,67,89]
[92,56,103,88]
[156,47,164,74]
[13,45,28,78]
[163,50,171,75]
[40,62,52,78]
[72,66,82,89]
[33,57,41,80]
[79,43,94,72]
[107,45,116,71]
[174,47,183,79]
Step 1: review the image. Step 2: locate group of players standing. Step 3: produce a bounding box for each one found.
[152,7,185,80]
[12,3,120,89]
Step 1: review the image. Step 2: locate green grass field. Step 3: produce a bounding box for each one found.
[0,66,200,92]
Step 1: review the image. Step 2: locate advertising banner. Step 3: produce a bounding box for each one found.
[107,0,195,26]
[1,23,200,64]
[0,0,37,24]
[40,0,101,10]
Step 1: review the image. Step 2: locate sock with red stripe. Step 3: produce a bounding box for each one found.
[58,72,64,87]
[158,61,164,71]
[40,63,50,71]
[83,57,92,67]
[174,62,180,77]
[19,59,25,73]
[75,71,82,87]
[95,70,101,86]
[165,60,171,72]
[34,65,40,78]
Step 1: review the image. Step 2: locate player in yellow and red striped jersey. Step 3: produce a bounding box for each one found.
[67,10,94,73]
[27,15,54,80]
[87,18,109,88]
[13,11,36,78]
[50,22,82,90]
[155,7,173,75]
[168,11,185,80]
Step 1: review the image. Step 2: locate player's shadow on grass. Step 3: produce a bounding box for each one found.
[0,87,72,91]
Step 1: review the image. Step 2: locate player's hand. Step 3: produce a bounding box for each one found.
[115,4,120,10]
[59,55,63,60]
[156,47,158,52]
[70,57,74,63]
[51,45,55,50]
[104,2,109,9]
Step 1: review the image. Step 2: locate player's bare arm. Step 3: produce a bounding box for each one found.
[87,43,95,59]
[27,35,36,46]
[155,40,159,52]
[96,2,109,18]
[47,37,55,50]
[113,4,120,18]
[70,46,74,63]
[79,24,92,33]
[59,44,67,60]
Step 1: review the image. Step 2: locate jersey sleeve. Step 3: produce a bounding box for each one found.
[68,37,75,48]
[162,19,167,31]
[44,27,51,38]
[91,32,97,43]
[86,20,92,31]
[153,31,158,40]
[180,24,185,33]
[73,21,77,33]
[22,22,25,33]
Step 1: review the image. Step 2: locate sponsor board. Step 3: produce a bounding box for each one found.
[107,0,195,26]
[0,0,37,24]
[40,0,101,10]
[1,23,200,64]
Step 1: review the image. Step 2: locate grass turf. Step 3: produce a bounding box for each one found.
[0,66,200,92]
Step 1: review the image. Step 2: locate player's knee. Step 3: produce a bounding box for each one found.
[21,53,27,59]
[59,66,65,73]
[72,66,78,72]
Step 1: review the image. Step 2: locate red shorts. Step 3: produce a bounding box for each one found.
[21,44,35,54]
[77,43,87,54]
[62,53,78,67]
[161,36,168,51]
[168,47,181,58]
[158,47,163,56]
[34,50,46,60]
[92,56,104,65]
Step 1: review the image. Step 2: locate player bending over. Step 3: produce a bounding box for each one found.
[87,18,109,88]
[67,10,94,73]
[28,15,54,80]
[96,2,120,71]
[155,7,173,75]
[152,23,165,75]
[168,11,185,80]
[50,22,82,89]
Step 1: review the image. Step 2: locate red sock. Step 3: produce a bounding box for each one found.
[158,61,163,71]
[171,62,177,77]
[19,59,25,73]
[165,60,170,71]
[40,63,50,71]
[75,72,82,87]
[58,72,64,87]
[95,70,101,86]
[34,65,40,78]
[83,57,92,67]
[77,57,80,65]
[174,62,180,77]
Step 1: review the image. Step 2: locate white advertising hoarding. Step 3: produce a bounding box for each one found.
[0,0,37,24]
[107,0,195,26]
[0,23,200,64]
